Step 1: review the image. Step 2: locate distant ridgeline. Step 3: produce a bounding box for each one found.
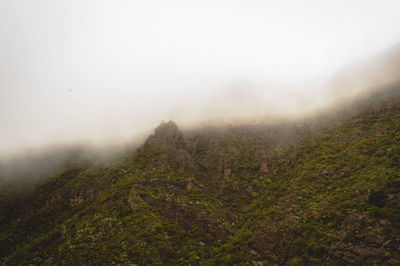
[1,86,400,265]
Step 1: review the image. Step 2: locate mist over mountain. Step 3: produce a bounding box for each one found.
[2,1,400,265]
[2,82,400,264]
[2,43,400,188]
[2,1,400,157]
[327,43,400,101]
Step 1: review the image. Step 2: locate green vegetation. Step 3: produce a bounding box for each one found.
[1,93,400,265]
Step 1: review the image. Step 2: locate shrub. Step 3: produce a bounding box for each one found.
[387,145,400,167]
[368,189,387,207]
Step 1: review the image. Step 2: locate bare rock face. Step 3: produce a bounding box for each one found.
[144,121,186,149]
[141,121,196,171]
[186,180,194,190]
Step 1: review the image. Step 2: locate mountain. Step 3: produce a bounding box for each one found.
[327,43,400,100]
[1,89,400,265]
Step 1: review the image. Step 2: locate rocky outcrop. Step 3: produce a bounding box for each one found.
[141,121,196,171]
[144,121,186,150]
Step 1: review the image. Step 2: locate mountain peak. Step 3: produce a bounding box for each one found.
[154,120,179,137]
[143,120,185,150]
[140,120,195,170]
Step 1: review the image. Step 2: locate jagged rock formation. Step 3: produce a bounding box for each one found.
[141,120,196,171]
[143,120,186,150]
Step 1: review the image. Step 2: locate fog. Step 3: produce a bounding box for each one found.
[1,0,400,161]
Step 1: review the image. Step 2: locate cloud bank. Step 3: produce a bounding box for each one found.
[1,0,400,158]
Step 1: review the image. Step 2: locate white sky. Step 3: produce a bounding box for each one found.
[1,0,400,156]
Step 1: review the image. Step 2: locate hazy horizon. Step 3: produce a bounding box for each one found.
[1,0,400,158]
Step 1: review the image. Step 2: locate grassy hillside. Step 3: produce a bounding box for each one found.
[1,93,400,265]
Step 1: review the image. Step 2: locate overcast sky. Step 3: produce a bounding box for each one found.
[1,0,400,157]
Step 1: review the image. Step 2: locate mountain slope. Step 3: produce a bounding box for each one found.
[1,94,400,265]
